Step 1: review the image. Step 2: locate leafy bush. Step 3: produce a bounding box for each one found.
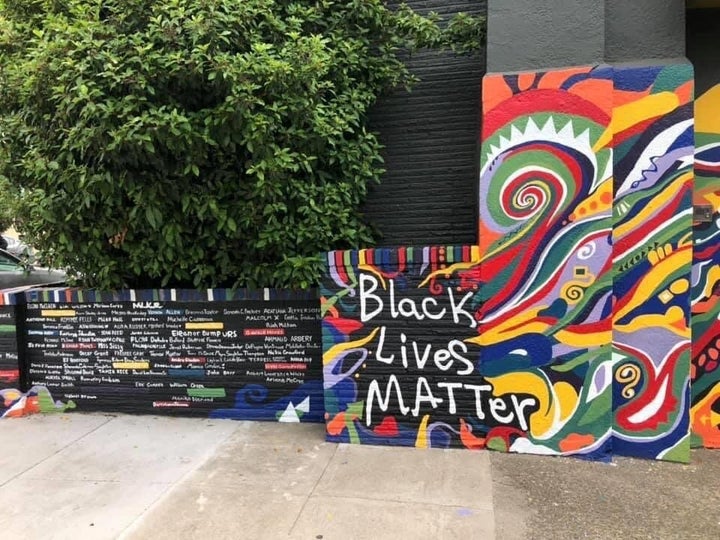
[0,0,484,288]
[0,176,16,233]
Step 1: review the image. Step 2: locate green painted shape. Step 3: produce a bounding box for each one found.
[323,389,340,415]
[690,432,704,449]
[346,400,364,444]
[489,150,577,228]
[577,390,612,429]
[320,271,358,317]
[320,294,339,317]
[37,389,75,413]
[274,406,305,421]
[550,274,613,332]
[487,437,508,452]
[660,435,690,463]
[529,352,612,452]
[187,387,226,398]
[651,64,694,94]
[343,251,357,283]
[37,389,59,413]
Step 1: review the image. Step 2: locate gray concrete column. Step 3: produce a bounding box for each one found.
[486,0,605,72]
[487,0,687,73]
[605,0,686,62]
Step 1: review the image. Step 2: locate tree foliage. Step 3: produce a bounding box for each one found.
[0,0,484,289]
[0,176,17,232]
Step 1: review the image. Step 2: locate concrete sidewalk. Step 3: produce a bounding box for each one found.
[0,414,497,540]
[2,413,719,539]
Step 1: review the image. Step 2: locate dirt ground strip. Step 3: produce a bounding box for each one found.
[491,449,720,540]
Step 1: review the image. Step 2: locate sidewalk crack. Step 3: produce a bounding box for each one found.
[288,442,338,536]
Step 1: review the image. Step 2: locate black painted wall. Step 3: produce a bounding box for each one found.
[18,290,325,421]
[363,0,486,247]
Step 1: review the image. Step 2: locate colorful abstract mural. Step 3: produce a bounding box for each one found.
[691,83,720,449]
[475,67,615,458]
[1,385,75,418]
[611,64,695,462]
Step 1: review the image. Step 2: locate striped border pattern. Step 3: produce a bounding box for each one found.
[22,287,319,304]
[326,246,481,269]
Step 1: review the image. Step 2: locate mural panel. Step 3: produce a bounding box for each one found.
[611,63,694,462]
[477,67,615,457]
[3,287,324,422]
[691,83,720,448]
[321,246,510,449]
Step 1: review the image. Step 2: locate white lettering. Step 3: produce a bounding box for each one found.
[421,297,446,320]
[449,340,474,376]
[489,398,514,425]
[360,274,383,322]
[448,288,477,328]
[375,326,394,364]
[411,377,442,416]
[366,375,409,425]
[398,298,424,320]
[437,382,463,414]
[510,395,536,431]
[412,341,432,370]
[465,383,492,420]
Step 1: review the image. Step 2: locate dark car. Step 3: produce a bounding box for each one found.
[0,248,66,289]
